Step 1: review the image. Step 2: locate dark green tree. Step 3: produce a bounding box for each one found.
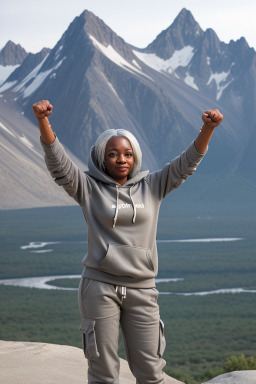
[224,355,256,372]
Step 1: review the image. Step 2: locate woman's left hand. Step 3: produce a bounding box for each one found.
[202,109,223,129]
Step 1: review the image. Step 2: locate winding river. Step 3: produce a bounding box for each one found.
[1,237,253,295]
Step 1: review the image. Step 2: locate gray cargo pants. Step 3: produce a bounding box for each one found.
[78,278,166,384]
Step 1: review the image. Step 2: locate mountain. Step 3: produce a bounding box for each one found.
[140,9,255,102]
[144,8,204,59]
[0,40,28,66]
[0,41,29,86]
[6,47,51,84]
[0,99,86,209]
[134,9,256,167]
[0,8,255,210]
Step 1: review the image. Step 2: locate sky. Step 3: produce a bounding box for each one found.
[1,0,256,53]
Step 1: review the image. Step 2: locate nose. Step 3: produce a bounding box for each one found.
[117,154,126,163]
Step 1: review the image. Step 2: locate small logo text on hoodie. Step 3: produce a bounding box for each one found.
[111,203,145,209]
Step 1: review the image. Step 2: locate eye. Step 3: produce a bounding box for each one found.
[126,153,133,157]
[109,153,118,157]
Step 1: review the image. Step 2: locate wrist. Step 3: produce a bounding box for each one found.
[37,115,49,122]
[200,123,215,133]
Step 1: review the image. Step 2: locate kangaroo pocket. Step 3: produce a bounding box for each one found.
[99,243,155,279]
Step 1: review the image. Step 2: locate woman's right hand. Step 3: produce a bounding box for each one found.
[32,100,53,120]
[32,100,55,144]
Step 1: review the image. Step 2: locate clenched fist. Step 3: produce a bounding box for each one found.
[32,100,53,120]
[202,109,223,129]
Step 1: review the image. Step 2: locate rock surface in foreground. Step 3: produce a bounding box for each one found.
[202,370,256,384]
[1,340,255,384]
[0,340,183,384]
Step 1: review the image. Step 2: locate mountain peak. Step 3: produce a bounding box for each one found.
[145,8,203,59]
[169,8,203,47]
[58,9,127,54]
[0,40,28,66]
[80,9,127,50]
[201,28,220,51]
[173,8,197,26]
[77,9,136,65]
[81,9,102,22]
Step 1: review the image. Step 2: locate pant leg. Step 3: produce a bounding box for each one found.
[78,278,121,384]
[120,287,166,384]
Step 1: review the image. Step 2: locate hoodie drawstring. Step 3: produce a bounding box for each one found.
[113,185,120,228]
[129,187,137,224]
[112,185,137,227]
[115,285,127,302]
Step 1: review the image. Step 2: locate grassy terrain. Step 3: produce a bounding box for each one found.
[0,204,256,383]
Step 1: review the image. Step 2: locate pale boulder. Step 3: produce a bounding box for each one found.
[202,370,256,384]
[0,340,183,384]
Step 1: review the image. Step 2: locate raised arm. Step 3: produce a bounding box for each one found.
[32,100,55,144]
[32,99,90,205]
[146,109,223,200]
[194,109,223,154]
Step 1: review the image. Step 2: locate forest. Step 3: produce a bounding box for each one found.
[0,205,255,383]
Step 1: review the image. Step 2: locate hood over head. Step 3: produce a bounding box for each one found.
[86,146,149,186]
[85,146,149,227]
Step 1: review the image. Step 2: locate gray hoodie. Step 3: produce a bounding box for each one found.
[41,137,205,288]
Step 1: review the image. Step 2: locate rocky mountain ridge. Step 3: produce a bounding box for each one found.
[0,41,27,85]
[0,40,28,66]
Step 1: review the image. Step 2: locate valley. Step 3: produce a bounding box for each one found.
[0,206,255,383]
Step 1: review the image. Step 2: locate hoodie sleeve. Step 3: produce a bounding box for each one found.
[145,141,206,201]
[41,136,90,205]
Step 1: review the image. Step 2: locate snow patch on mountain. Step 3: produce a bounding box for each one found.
[133,46,195,75]
[19,134,34,149]
[89,35,150,80]
[184,73,199,90]
[55,45,63,61]
[13,54,49,95]
[0,80,17,93]
[24,68,53,98]
[12,54,66,98]
[23,58,66,98]
[207,69,232,100]
[19,134,43,157]
[0,64,19,86]
[132,59,142,69]
[0,121,16,137]
[100,72,124,105]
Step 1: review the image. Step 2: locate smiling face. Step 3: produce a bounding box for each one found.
[104,136,134,185]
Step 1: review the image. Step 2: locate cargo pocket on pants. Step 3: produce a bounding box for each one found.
[158,319,166,357]
[79,318,100,360]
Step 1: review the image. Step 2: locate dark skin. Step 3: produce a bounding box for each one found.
[104,136,134,185]
[32,100,55,145]
[32,100,224,185]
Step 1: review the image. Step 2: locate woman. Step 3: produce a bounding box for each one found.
[33,100,223,384]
